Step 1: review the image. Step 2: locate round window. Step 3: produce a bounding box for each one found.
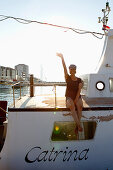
[96,81,105,91]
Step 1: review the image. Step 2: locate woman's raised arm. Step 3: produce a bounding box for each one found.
[56,53,68,80]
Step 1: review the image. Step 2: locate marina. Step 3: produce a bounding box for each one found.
[0,1,113,170]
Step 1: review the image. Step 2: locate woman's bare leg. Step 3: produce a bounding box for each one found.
[66,98,81,128]
[76,98,83,121]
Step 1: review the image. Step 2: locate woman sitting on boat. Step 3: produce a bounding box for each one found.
[57,53,83,132]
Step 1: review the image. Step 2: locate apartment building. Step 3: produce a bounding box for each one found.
[0,66,17,81]
[15,64,29,80]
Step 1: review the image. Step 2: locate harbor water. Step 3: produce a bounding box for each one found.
[0,86,30,108]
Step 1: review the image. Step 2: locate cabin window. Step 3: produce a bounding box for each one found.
[51,121,97,141]
[109,78,113,92]
[96,81,105,91]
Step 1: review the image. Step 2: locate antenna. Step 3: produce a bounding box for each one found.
[98,1,111,33]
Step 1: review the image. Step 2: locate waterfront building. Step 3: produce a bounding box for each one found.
[0,66,17,81]
[15,64,29,81]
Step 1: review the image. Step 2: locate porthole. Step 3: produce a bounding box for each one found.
[96,81,105,91]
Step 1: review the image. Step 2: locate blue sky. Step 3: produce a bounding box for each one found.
[0,0,112,81]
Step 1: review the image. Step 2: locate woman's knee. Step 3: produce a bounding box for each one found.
[77,98,83,104]
[76,99,83,109]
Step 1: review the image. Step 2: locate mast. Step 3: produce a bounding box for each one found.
[98,1,111,34]
[96,1,113,74]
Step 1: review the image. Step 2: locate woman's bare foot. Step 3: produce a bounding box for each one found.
[78,126,83,132]
[63,112,72,116]
[75,126,78,134]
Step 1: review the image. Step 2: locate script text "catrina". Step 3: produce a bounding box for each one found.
[25,146,89,163]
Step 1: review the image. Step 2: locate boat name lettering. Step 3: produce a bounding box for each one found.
[25,146,89,163]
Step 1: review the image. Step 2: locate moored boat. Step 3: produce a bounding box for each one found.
[0,2,113,170]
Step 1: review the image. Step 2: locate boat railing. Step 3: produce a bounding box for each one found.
[12,82,22,107]
[0,75,67,108]
[12,81,66,108]
[34,82,66,108]
[29,73,66,108]
[0,81,24,108]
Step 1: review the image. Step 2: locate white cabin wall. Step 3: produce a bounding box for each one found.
[97,29,113,74]
[86,74,113,98]
[87,74,107,97]
[81,29,113,98]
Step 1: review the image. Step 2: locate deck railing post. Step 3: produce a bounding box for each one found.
[54,85,57,108]
[13,86,15,107]
[30,74,34,97]
[20,83,21,99]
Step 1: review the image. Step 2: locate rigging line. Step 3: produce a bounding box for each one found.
[14,18,32,24]
[0,14,105,38]
[91,33,104,39]
[71,28,104,39]
[0,15,32,24]
[0,106,8,114]
[72,28,104,35]
[71,29,91,34]
[0,16,9,22]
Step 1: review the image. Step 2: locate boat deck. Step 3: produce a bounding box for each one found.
[8,94,113,111]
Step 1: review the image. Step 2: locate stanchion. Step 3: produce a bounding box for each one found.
[30,74,34,97]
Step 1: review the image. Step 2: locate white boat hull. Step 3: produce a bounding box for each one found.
[0,109,113,170]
